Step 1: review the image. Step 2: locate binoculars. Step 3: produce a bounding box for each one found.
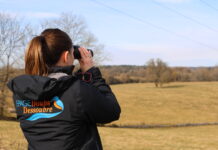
[73,45,94,59]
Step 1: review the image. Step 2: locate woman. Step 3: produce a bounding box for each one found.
[7,28,121,150]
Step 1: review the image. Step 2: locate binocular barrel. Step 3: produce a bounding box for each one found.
[73,45,94,59]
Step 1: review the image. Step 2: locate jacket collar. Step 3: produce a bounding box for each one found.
[48,65,75,75]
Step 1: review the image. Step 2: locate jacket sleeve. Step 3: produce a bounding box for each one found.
[76,67,121,124]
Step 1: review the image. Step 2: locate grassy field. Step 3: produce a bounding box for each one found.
[1,121,218,150]
[99,126,218,150]
[111,82,218,125]
[1,82,218,150]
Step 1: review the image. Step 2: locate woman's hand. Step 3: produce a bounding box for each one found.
[78,47,94,73]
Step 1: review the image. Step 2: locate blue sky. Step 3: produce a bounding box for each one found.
[0,0,218,66]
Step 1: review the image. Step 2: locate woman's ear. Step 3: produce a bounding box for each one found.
[64,50,74,65]
[63,51,69,63]
[55,51,71,66]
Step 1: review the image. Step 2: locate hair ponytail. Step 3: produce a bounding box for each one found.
[25,28,73,76]
[25,36,49,76]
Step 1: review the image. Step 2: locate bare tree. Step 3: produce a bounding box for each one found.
[146,58,171,87]
[0,12,30,117]
[40,12,107,65]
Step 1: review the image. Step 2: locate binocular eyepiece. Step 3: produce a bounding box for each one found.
[73,45,94,59]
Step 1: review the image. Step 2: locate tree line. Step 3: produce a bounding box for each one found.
[100,59,218,86]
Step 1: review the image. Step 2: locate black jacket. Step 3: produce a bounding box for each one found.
[7,65,121,150]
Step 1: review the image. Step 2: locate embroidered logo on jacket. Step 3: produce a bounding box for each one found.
[15,96,64,121]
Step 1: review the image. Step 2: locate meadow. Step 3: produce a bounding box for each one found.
[111,82,218,125]
[1,82,218,150]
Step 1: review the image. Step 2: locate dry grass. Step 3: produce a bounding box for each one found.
[1,121,218,150]
[99,126,218,150]
[0,121,27,150]
[110,82,218,125]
